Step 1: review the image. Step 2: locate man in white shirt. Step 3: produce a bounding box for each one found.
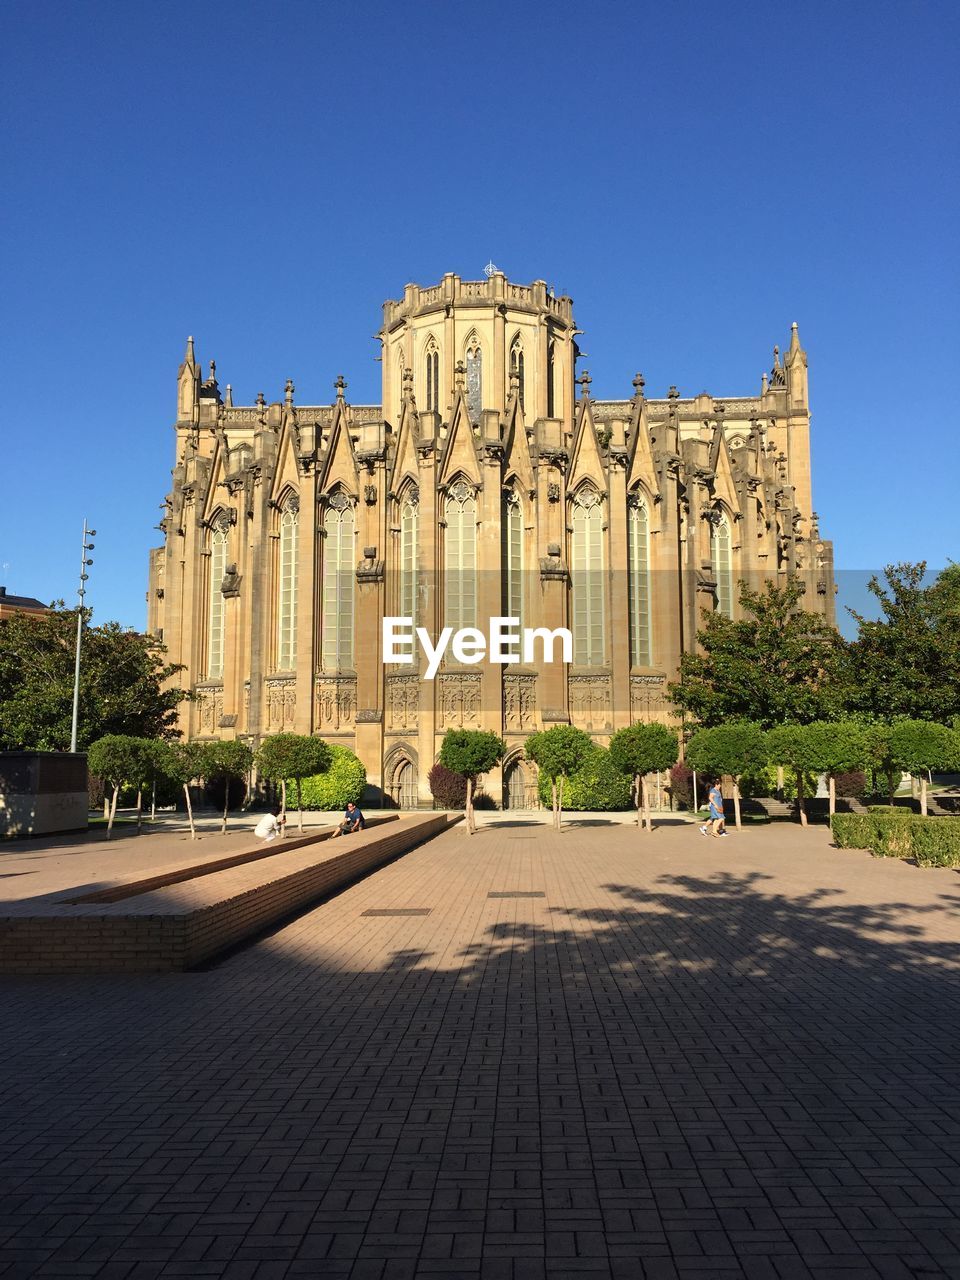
[254,809,286,842]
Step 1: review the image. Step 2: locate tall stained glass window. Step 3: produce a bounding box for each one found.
[712,514,733,619]
[321,493,355,670]
[510,337,525,411]
[207,521,228,679]
[277,499,299,670]
[503,489,523,629]
[628,496,651,666]
[399,489,419,629]
[444,481,477,635]
[571,488,605,666]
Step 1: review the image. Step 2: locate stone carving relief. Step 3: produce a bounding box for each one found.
[568,675,612,731]
[438,672,482,729]
[386,675,420,733]
[265,677,297,731]
[630,674,667,723]
[315,676,356,731]
[504,674,537,732]
[196,684,224,735]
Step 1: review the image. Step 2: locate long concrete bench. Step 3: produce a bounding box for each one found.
[0,813,458,974]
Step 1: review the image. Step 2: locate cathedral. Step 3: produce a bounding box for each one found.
[147,270,835,807]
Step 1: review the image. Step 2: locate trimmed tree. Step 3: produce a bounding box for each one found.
[255,733,333,832]
[525,726,593,831]
[888,720,960,817]
[765,724,821,826]
[161,740,207,839]
[804,720,871,816]
[608,722,679,831]
[201,740,254,834]
[87,735,155,840]
[686,723,766,830]
[438,729,505,834]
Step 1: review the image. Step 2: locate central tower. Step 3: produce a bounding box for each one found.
[379,271,578,429]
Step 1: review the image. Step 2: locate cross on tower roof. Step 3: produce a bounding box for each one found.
[577,370,592,399]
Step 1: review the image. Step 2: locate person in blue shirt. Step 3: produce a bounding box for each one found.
[333,801,365,837]
[700,780,728,838]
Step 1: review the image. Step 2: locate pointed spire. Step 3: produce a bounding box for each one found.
[785,320,805,366]
[184,335,196,366]
[761,371,769,394]
[224,384,233,408]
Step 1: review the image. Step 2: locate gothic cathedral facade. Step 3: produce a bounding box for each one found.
[148,271,834,807]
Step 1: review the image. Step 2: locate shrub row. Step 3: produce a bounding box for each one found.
[830,813,960,867]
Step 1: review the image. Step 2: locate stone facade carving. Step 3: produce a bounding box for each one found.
[504,674,537,732]
[315,676,356,731]
[630,674,667,723]
[569,675,612,731]
[265,677,296,731]
[438,672,482,729]
[196,684,224,735]
[386,675,419,732]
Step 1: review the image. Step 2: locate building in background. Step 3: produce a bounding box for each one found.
[148,271,834,806]
[0,587,50,621]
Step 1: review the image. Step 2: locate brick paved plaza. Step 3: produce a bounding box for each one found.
[1,821,959,1279]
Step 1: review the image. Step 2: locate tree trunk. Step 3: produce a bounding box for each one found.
[635,775,642,826]
[920,774,927,818]
[692,771,698,814]
[797,770,807,827]
[887,770,895,806]
[280,778,287,823]
[776,765,785,800]
[642,775,652,833]
[150,778,156,822]
[221,783,229,835]
[107,784,118,840]
[183,783,196,840]
[828,775,836,817]
[466,776,475,834]
[136,786,143,834]
[296,778,304,833]
[733,780,742,830]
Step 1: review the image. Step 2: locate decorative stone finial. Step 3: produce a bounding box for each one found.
[256,391,265,408]
[667,385,679,401]
[761,371,769,393]
[285,378,295,404]
[576,370,592,399]
[632,373,645,398]
[334,374,347,400]
[185,336,195,363]
[224,383,233,408]
[454,360,466,390]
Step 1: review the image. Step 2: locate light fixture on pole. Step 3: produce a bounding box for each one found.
[69,520,96,754]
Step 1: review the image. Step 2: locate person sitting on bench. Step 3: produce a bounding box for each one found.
[332,802,365,837]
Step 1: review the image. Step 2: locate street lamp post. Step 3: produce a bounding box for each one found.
[69,520,96,754]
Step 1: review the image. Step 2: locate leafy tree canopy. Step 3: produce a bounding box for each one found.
[802,720,872,775]
[255,733,332,785]
[847,563,960,724]
[888,720,960,775]
[608,723,678,780]
[686,723,766,779]
[525,725,593,780]
[438,730,505,781]
[765,723,823,772]
[201,739,253,782]
[668,579,850,729]
[87,735,156,789]
[0,605,186,751]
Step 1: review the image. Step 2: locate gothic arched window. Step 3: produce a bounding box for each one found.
[424,341,439,414]
[399,488,419,629]
[628,495,651,666]
[502,488,524,628]
[571,488,605,666]
[207,518,229,679]
[510,337,525,411]
[321,492,355,671]
[277,498,299,670]
[547,340,556,418]
[444,481,477,634]
[465,338,482,424]
[712,513,734,619]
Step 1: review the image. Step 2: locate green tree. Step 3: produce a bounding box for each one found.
[438,730,505,834]
[608,723,679,831]
[525,726,593,831]
[535,746,633,812]
[0,605,186,751]
[87,735,156,840]
[668,579,850,729]
[765,724,822,827]
[686,723,766,829]
[803,720,871,816]
[200,740,253,834]
[255,733,333,832]
[848,563,960,724]
[157,740,207,840]
[888,720,960,817]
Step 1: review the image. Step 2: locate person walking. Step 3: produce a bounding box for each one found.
[700,779,728,837]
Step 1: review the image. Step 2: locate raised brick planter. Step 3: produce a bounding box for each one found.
[0,813,458,973]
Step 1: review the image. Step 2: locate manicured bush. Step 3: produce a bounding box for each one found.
[608,722,678,830]
[669,763,694,809]
[428,762,467,810]
[870,813,916,858]
[830,814,874,848]
[526,726,595,829]
[297,745,366,810]
[911,819,960,868]
[536,745,633,812]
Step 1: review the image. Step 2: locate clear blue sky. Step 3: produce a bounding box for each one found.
[1,0,957,636]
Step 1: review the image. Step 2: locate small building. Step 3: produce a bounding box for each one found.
[0,587,49,621]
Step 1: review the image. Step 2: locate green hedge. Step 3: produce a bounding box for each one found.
[536,745,633,811]
[292,745,366,810]
[830,813,960,866]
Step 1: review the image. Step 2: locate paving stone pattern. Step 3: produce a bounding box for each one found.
[1,822,959,1278]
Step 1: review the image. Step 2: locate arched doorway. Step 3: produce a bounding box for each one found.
[503,758,535,810]
[385,752,418,809]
